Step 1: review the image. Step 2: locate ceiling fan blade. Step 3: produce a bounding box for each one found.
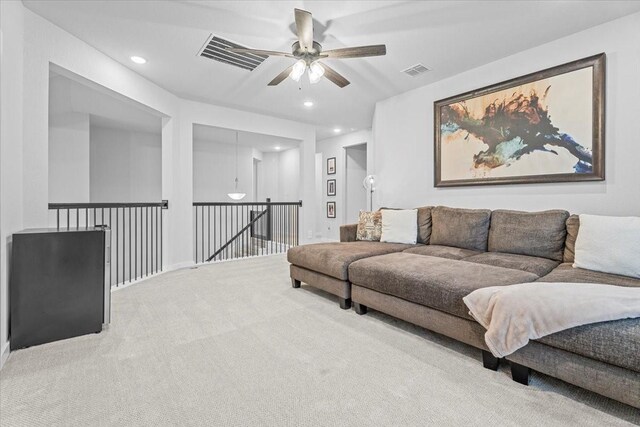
[320,63,350,88]
[268,64,294,86]
[322,45,387,59]
[226,48,293,58]
[294,8,314,52]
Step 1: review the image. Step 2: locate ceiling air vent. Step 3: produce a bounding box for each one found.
[198,34,267,71]
[402,63,431,77]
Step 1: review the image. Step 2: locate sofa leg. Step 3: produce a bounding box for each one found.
[481,350,500,371]
[354,303,368,315]
[510,362,530,385]
[339,298,352,310]
[291,278,301,288]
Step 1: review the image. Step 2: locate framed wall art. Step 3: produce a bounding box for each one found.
[327,179,336,196]
[434,53,605,187]
[327,201,336,218]
[327,157,336,175]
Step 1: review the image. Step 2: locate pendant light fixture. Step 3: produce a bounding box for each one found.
[227,130,246,201]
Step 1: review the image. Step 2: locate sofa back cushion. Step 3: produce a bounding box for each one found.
[488,209,569,261]
[416,206,433,244]
[430,206,491,251]
[563,214,580,263]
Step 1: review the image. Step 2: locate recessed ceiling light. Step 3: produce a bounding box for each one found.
[130,56,146,64]
[303,101,314,107]
[274,146,281,150]
[333,128,342,133]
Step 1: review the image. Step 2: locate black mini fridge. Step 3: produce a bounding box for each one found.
[10,227,111,350]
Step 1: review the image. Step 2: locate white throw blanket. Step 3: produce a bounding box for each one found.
[463,282,640,358]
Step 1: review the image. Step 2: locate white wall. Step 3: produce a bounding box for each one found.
[259,148,300,202]
[0,0,25,367]
[315,129,372,240]
[48,112,90,202]
[345,145,367,224]
[192,139,254,202]
[90,125,162,202]
[372,12,640,215]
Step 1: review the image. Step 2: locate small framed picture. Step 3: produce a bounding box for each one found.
[327,157,336,175]
[327,201,336,218]
[327,179,336,196]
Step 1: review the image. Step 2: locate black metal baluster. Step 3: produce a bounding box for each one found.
[195,205,198,263]
[160,205,163,271]
[202,205,205,263]
[156,206,159,273]
[129,207,132,282]
[146,206,149,276]
[207,206,210,262]
[150,205,153,273]
[224,206,228,260]
[115,208,118,286]
[135,207,138,281]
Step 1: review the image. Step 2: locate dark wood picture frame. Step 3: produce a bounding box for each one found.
[327,179,336,196]
[326,201,336,218]
[327,157,336,175]
[434,53,605,187]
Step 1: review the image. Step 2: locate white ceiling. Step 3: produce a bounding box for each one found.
[27,1,640,140]
[193,124,300,153]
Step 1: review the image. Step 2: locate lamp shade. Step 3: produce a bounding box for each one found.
[290,60,306,82]
[308,61,325,84]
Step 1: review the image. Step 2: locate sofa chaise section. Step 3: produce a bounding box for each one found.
[287,241,418,309]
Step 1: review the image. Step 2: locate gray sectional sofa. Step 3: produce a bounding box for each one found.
[287,206,640,408]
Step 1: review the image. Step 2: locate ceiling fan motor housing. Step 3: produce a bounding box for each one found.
[292,41,322,61]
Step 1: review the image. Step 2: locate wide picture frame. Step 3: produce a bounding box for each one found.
[434,53,605,187]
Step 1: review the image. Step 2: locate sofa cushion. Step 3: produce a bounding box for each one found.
[535,263,640,372]
[539,263,640,288]
[403,245,481,260]
[574,214,640,279]
[563,215,580,263]
[416,206,433,244]
[464,252,560,277]
[348,253,538,319]
[430,206,491,251]
[356,211,382,241]
[488,209,569,261]
[538,318,640,373]
[381,206,433,244]
[381,209,417,244]
[287,241,418,281]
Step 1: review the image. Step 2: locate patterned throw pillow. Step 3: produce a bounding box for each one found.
[356,210,382,241]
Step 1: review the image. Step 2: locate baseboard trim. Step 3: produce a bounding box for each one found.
[111,261,196,292]
[1,341,10,370]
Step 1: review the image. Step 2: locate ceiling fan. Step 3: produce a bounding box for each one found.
[225,8,386,88]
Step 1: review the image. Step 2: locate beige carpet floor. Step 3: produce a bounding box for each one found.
[1,254,638,426]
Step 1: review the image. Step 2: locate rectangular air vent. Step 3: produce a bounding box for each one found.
[198,34,267,71]
[402,63,431,77]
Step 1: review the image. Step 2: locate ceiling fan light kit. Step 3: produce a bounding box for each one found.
[226,8,386,88]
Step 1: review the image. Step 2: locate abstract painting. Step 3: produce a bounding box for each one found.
[434,54,605,187]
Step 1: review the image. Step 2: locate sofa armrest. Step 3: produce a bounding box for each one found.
[340,224,358,242]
